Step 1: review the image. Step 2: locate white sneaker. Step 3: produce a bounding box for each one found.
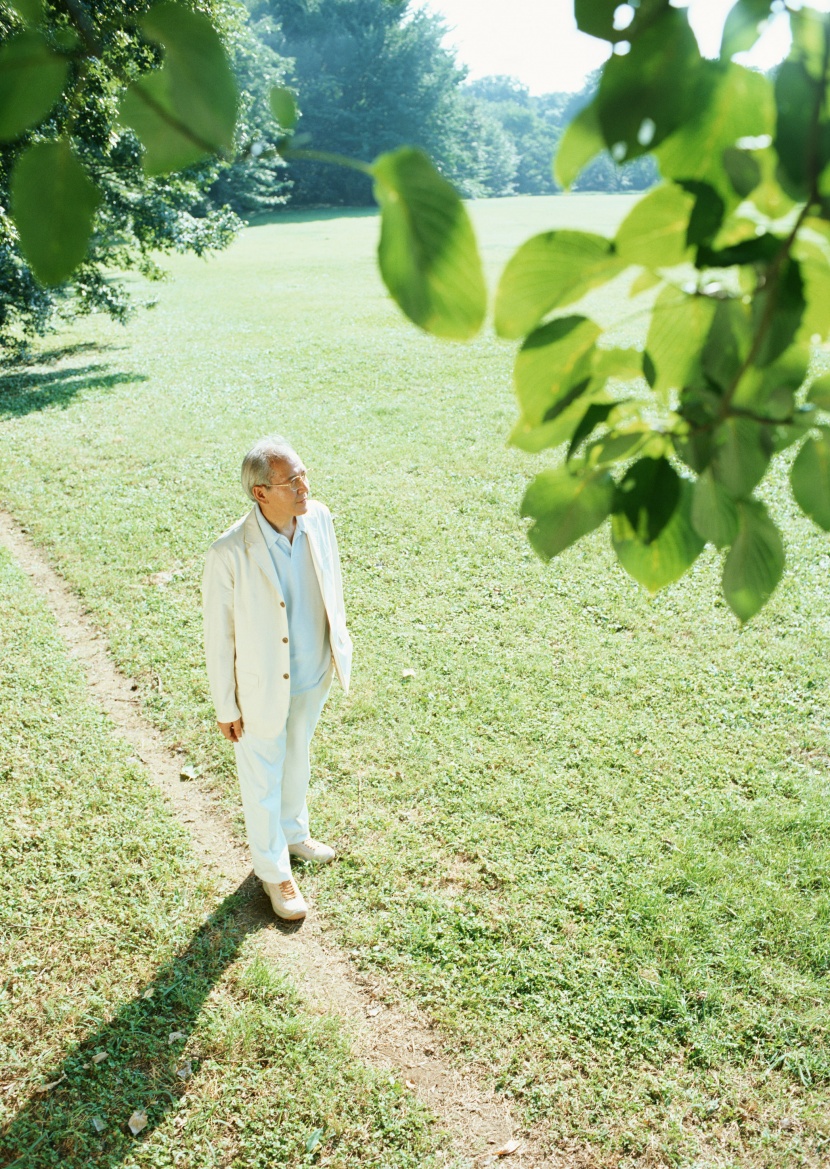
[262,878,307,920]
[288,837,336,864]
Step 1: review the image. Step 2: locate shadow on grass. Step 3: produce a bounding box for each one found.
[0,873,293,1169]
[0,351,146,421]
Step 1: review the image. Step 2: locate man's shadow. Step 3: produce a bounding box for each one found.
[0,873,298,1169]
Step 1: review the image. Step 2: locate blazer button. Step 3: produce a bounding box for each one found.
[282,637,288,643]
[280,601,286,608]
[283,673,289,680]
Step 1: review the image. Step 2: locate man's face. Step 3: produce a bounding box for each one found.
[253,452,310,525]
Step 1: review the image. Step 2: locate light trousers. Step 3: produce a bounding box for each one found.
[233,669,331,884]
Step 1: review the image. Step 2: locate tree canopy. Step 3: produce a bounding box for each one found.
[466,72,658,197]
[499,0,830,620]
[0,0,256,351]
[250,0,499,205]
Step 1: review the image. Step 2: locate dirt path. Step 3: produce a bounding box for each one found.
[0,509,573,1169]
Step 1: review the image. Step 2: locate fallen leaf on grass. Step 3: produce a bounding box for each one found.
[366,1006,381,1017]
[168,1031,185,1045]
[495,1139,521,1156]
[401,669,416,679]
[91,1116,106,1133]
[92,1052,108,1064]
[33,1075,65,1093]
[179,764,199,781]
[305,1128,324,1153]
[142,989,154,1000]
[128,1110,148,1135]
[176,1062,192,1081]
[405,1079,416,1089]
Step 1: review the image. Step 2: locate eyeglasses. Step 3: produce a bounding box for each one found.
[259,469,310,491]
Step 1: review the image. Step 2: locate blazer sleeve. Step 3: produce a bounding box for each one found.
[202,544,241,723]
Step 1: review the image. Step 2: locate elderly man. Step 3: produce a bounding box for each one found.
[202,436,352,921]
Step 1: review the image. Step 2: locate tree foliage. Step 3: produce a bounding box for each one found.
[499,0,830,620]
[250,0,496,205]
[466,72,658,196]
[0,0,252,348]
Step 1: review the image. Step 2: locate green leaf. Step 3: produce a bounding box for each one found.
[554,102,604,190]
[793,238,830,345]
[629,269,662,297]
[597,9,710,162]
[119,1,238,175]
[790,8,828,81]
[645,286,716,402]
[612,456,681,544]
[701,299,752,394]
[372,147,485,341]
[711,417,773,498]
[10,139,101,285]
[720,0,774,59]
[589,428,659,466]
[495,230,624,340]
[656,63,774,210]
[305,1129,324,1154]
[513,315,600,428]
[567,400,618,460]
[615,184,695,269]
[791,434,830,530]
[612,477,704,593]
[775,59,820,201]
[509,406,594,454]
[731,342,808,419]
[771,410,816,453]
[807,373,830,410]
[269,85,297,131]
[752,257,804,367]
[574,0,669,43]
[0,30,68,142]
[590,347,642,382]
[5,0,42,25]
[691,468,739,547]
[681,181,726,247]
[721,146,762,197]
[722,499,784,620]
[521,467,614,560]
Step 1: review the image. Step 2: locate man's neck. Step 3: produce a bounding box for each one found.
[257,501,297,542]
[267,513,296,542]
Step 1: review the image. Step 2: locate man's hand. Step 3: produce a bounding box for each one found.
[218,718,243,743]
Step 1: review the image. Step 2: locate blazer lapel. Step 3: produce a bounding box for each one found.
[243,507,284,599]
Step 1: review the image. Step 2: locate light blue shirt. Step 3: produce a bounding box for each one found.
[255,505,330,695]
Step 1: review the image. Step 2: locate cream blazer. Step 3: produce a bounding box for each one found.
[202,501,352,738]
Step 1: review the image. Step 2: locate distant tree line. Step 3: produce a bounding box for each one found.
[230,0,658,210]
[462,74,659,198]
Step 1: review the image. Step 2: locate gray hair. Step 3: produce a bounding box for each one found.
[241,435,298,500]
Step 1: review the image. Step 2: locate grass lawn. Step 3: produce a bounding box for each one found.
[0,549,446,1167]
[2,193,830,1165]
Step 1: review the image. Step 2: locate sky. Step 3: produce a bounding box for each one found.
[419,0,795,94]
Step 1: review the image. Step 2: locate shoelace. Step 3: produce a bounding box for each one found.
[278,880,297,899]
